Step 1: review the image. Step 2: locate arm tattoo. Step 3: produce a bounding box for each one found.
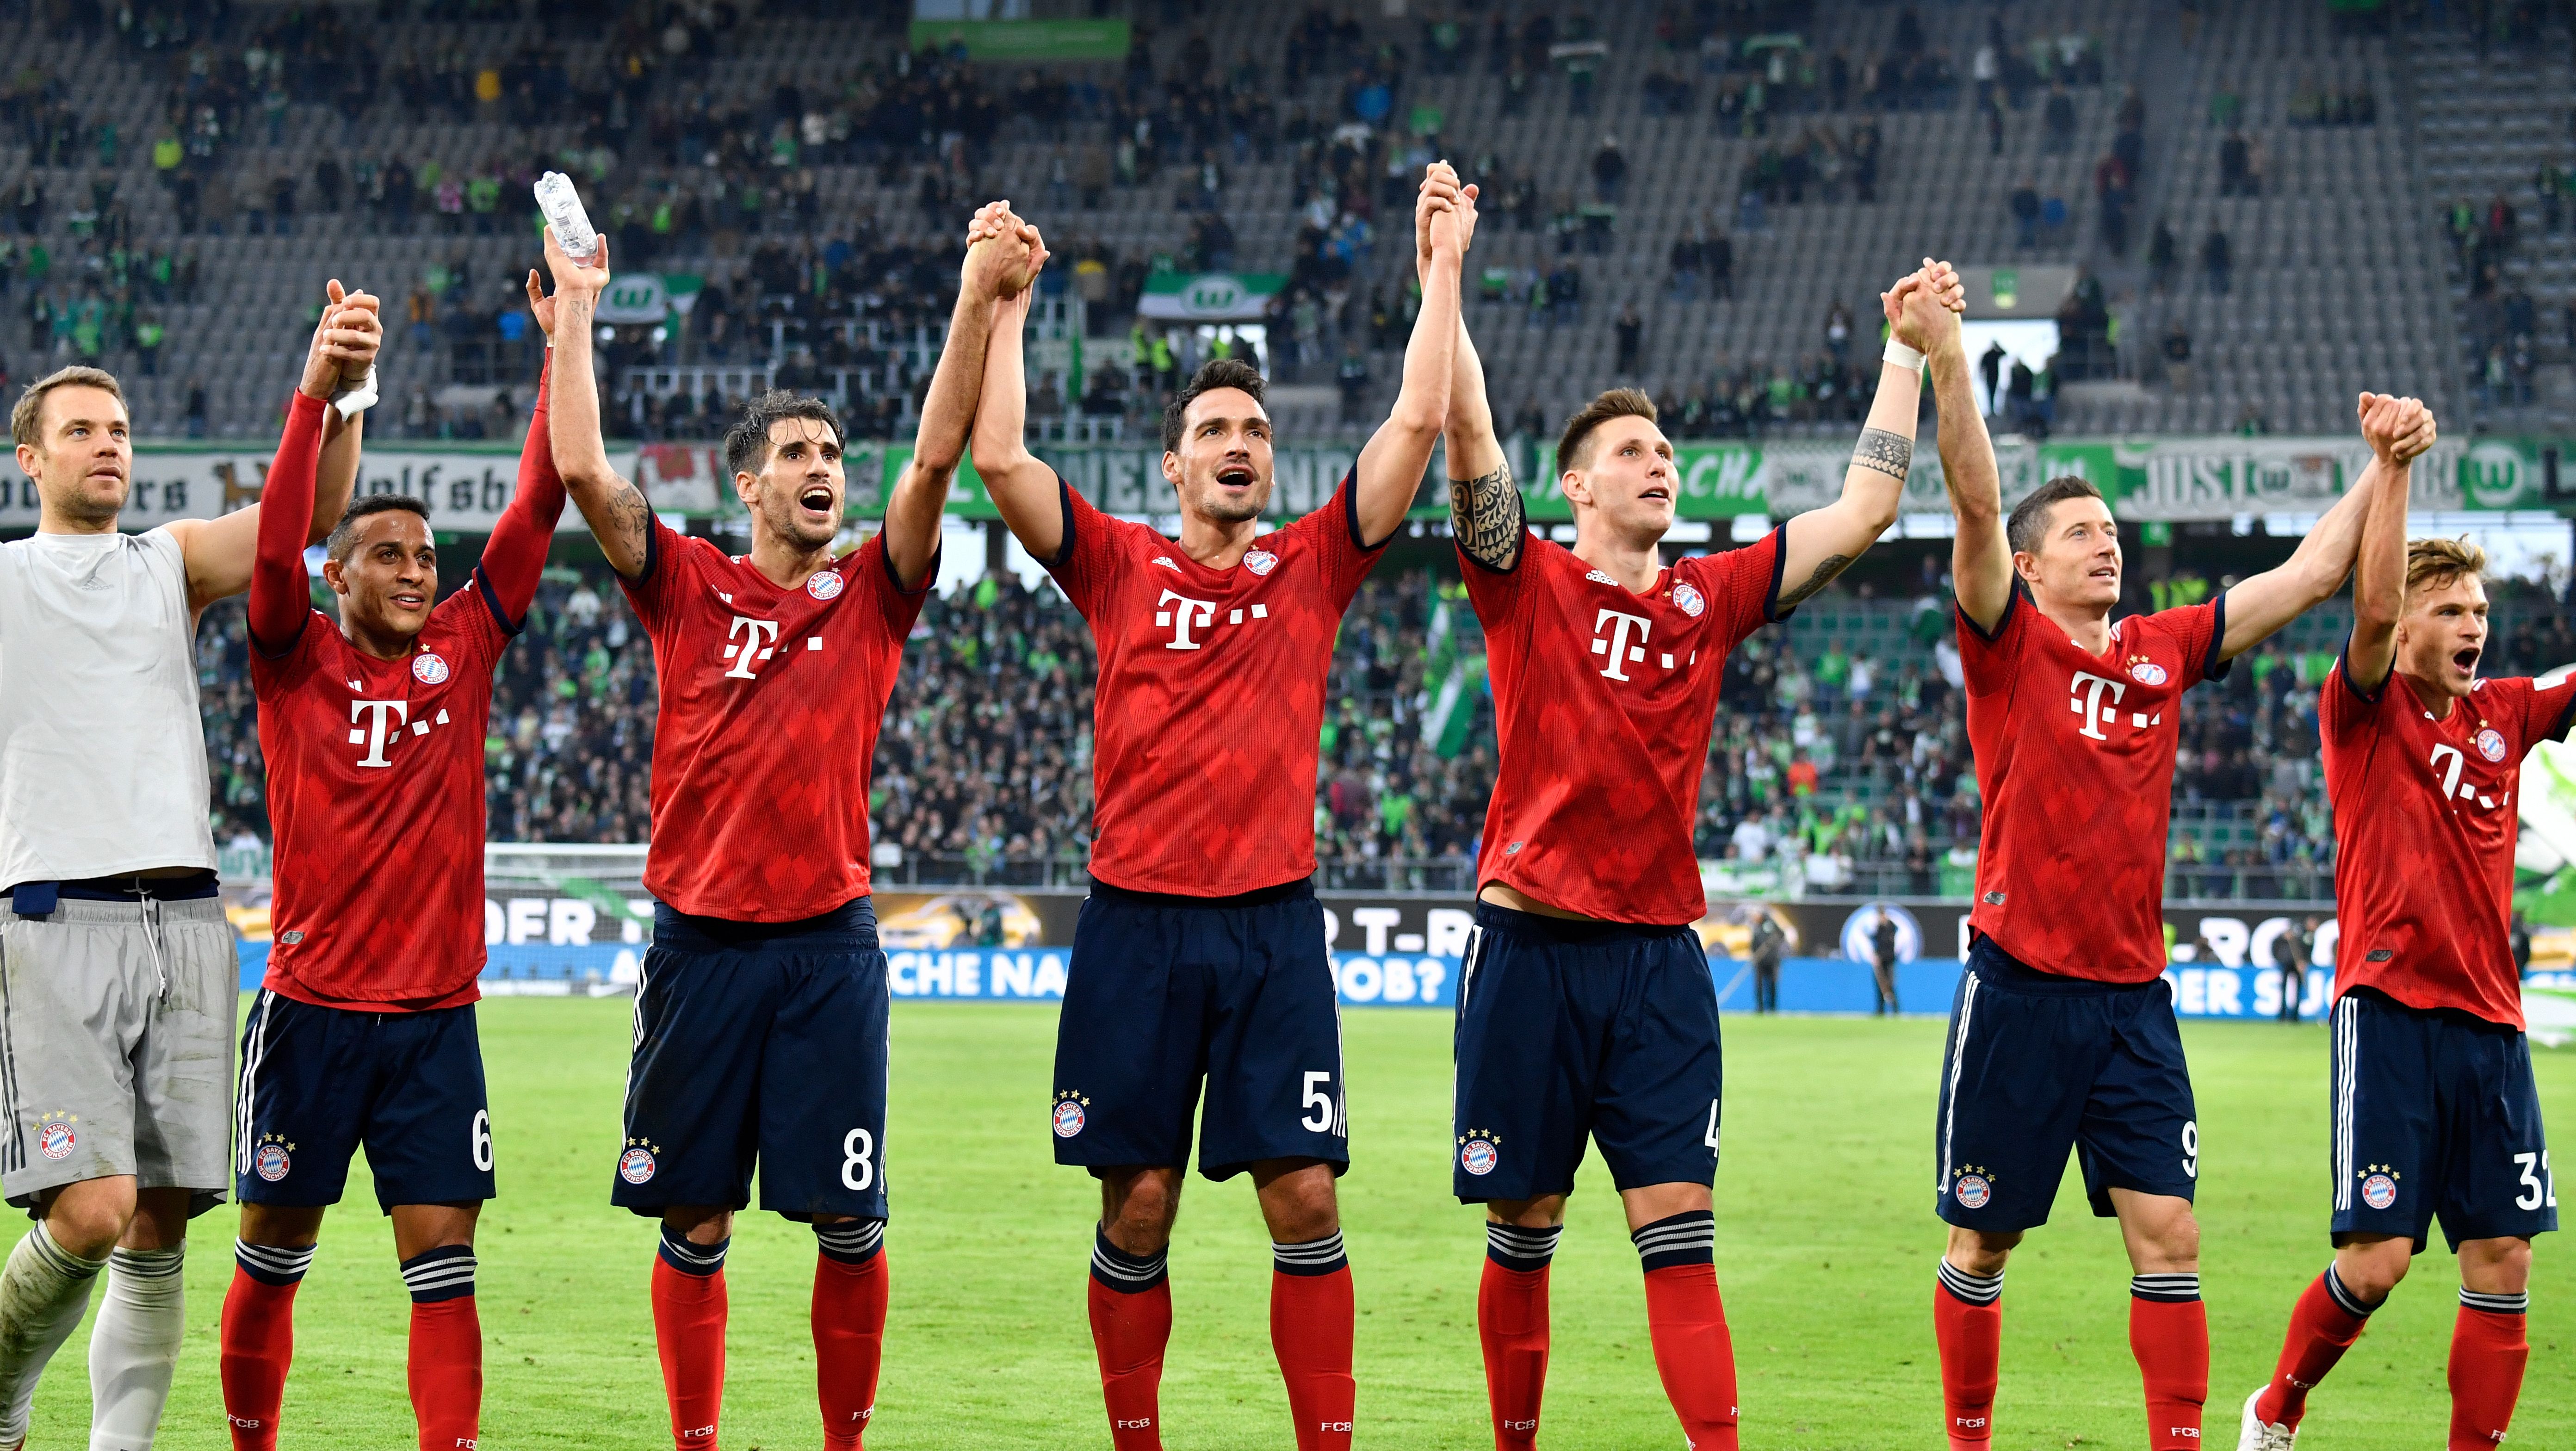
[1449,461,1525,571]
[1851,426,1913,482]
[606,477,653,562]
[1778,553,1854,608]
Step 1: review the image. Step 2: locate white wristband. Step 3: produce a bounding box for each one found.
[1883,339,1925,372]
[330,367,378,421]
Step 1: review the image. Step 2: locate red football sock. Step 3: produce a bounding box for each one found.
[407,1297,482,1451]
[2447,1296,2529,1451]
[1269,1234,1355,1451]
[1934,1264,2003,1449]
[812,1237,888,1451]
[1087,1228,1172,1451]
[219,1259,303,1451]
[2128,1285,2209,1451]
[1641,1265,1740,1451]
[653,1234,731,1451]
[1477,1259,1550,1448]
[2252,1267,2373,1428]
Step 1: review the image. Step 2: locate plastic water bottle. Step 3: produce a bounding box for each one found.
[534,172,599,264]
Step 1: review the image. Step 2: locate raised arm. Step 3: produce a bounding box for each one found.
[1352,168,1463,546]
[883,201,1026,590]
[1774,263,1955,609]
[244,392,330,653]
[1922,262,2011,631]
[540,231,653,579]
[2223,393,2432,663]
[967,215,1068,562]
[2343,393,2423,691]
[1431,175,1521,571]
[176,281,381,612]
[476,288,570,626]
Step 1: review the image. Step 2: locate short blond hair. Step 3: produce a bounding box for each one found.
[2404,535,2487,599]
[11,366,126,449]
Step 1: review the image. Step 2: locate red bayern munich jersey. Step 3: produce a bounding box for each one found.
[623,521,930,920]
[253,584,516,1010]
[1465,527,1788,923]
[1047,472,1384,895]
[1960,586,2229,983]
[2322,664,2576,1028]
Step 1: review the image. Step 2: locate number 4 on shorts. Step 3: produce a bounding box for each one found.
[1704,1100,1721,1153]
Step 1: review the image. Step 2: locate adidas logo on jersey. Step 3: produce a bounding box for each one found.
[1584,569,1617,585]
[1151,556,1180,571]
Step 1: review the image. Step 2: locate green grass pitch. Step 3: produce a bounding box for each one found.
[14,999,2571,1449]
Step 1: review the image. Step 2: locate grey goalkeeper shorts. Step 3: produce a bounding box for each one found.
[1,896,235,1214]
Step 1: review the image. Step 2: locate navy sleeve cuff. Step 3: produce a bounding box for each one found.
[2201,593,2233,682]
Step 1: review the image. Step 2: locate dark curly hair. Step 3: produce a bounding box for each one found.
[724,389,845,480]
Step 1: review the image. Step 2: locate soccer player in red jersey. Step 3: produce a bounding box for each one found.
[2236,405,2561,1451]
[544,207,1029,1451]
[219,273,560,1451]
[963,180,1460,1451]
[1432,165,1957,1449]
[1923,295,2437,1451]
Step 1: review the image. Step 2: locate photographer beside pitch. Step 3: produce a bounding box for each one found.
[216,271,572,1451]
[2237,402,2559,1451]
[0,286,378,1450]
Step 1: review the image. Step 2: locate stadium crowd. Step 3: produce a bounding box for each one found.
[191,546,2576,897]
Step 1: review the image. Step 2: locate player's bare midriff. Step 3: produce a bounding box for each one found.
[1478,882,1596,921]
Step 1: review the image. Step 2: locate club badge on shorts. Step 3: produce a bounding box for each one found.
[1459,1129,1500,1177]
[2360,1168,2400,1211]
[253,1134,293,1182]
[619,1139,660,1184]
[35,1113,75,1162]
[1052,1090,1090,1138]
[411,652,450,685]
[1952,1166,1995,1210]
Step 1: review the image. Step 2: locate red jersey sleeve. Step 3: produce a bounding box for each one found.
[1955,584,2032,697]
[616,514,694,633]
[1278,468,1390,611]
[2152,597,2232,692]
[247,391,331,656]
[853,530,936,640]
[1457,528,1540,631]
[1700,522,1793,651]
[2319,643,2396,746]
[2496,673,2576,752]
[1043,476,1138,618]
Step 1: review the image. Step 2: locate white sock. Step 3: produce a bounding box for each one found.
[86,1245,185,1451]
[0,1222,107,1443]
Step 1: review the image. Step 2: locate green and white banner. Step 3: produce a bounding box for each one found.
[1,442,643,533]
[906,18,1130,62]
[1136,272,1288,323]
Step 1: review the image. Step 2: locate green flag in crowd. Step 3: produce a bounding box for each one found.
[1420,595,1486,760]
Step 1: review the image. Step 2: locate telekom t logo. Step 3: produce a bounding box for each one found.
[2068,670,2128,740]
[723,616,781,679]
[1591,608,1652,681]
[1156,589,1218,650]
[348,700,409,768]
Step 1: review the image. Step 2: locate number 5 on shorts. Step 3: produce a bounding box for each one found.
[1301,1071,1335,1133]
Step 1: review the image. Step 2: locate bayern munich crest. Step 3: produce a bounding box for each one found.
[2361,1172,2398,1210]
[36,1121,74,1162]
[411,652,450,685]
[1952,1172,1993,1210]
[619,1144,658,1184]
[1053,1101,1086,1137]
[254,1142,291,1183]
[2128,660,2169,687]
[1243,549,1278,576]
[807,569,845,600]
[1672,583,1706,618]
[2475,727,2508,762]
[1459,1130,1500,1177]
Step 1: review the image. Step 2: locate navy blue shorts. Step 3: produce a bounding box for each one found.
[1051,878,1347,1182]
[1935,937,2198,1232]
[233,992,495,1212]
[2328,988,2557,1253]
[1450,903,1723,1204]
[615,899,889,1221]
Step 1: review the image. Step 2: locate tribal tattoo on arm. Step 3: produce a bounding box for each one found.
[1449,460,1526,572]
[1851,426,1914,482]
[1779,553,1854,608]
